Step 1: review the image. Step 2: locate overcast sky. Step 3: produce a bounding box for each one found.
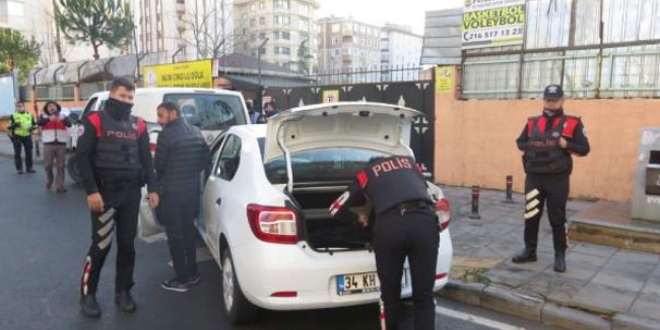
[316,0,464,35]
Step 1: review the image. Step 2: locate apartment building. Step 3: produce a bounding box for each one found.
[380,23,423,80]
[233,0,319,73]
[317,16,381,76]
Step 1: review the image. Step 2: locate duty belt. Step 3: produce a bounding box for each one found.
[389,200,434,215]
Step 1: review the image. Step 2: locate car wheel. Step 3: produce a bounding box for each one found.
[221,248,259,324]
[67,156,81,184]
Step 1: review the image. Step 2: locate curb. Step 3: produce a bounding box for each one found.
[439,279,660,330]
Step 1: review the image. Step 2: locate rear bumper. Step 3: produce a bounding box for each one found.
[230,230,453,311]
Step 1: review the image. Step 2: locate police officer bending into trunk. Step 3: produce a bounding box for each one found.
[513,84,590,273]
[329,155,439,330]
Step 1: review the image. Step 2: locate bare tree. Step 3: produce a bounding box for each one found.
[176,0,237,59]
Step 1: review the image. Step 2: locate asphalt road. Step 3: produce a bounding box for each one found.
[0,156,560,330]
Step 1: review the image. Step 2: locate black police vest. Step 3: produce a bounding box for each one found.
[524,116,571,174]
[91,111,143,172]
[359,156,431,215]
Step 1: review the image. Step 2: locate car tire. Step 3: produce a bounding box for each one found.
[67,156,81,184]
[221,248,259,324]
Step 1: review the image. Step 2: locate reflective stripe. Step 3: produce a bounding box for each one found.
[526,199,540,211]
[98,208,115,224]
[82,256,92,295]
[329,191,350,216]
[97,235,112,250]
[526,189,540,201]
[97,221,114,237]
[524,208,540,220]
[41,128,70,143]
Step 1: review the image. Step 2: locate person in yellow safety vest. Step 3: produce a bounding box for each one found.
[7,102,37,174]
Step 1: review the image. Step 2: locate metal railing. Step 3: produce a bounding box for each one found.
[305,65,430,86]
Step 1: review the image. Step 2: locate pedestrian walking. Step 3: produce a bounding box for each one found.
[8,102,37,174]
[512,84,590,273]
[329,155,439,330]
[37,101,72,193]
[154,102,210,292]
[76,77,159,318]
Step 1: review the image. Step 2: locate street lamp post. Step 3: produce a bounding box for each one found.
[257,38,269,113]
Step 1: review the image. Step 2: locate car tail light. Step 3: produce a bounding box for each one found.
[436,198,451,231]
[247,204,298,244]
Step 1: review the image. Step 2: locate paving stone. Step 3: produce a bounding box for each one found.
[592,268,647,292]
[609,249,660,266]
[570,242,619,259]
[571,283,638,313]
[628,296,660,322]
[612,313,660,330]
[484,263,540,289]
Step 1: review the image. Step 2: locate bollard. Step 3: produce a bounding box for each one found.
[503,175,514,203]
[469,185,481,219]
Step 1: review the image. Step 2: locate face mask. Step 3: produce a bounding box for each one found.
[106,97,134,115]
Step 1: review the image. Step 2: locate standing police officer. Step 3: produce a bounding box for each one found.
[76,78,159,318]
[513,84,590,273]
[329,155,439,330]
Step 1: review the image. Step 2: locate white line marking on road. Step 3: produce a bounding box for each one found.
[436,306,527,330]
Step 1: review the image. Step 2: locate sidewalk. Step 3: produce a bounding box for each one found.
[440,186,660,329]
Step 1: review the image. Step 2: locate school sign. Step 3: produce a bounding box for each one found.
[462,0,526,49]
[143,60,213,88]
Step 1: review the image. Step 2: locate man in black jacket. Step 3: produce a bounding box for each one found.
[76,78,159,318]
[155,102,210,292]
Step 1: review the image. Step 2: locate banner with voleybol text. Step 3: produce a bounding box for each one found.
[462,0,526,49]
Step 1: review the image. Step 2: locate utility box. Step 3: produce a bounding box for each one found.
[632,128,660,222]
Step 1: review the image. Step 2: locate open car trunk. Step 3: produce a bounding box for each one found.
[291,186,372,252]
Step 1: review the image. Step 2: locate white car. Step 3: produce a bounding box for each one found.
[197,102,453,324]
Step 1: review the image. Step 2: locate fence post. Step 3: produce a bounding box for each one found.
[469,185,481,219]
[504,175,514,203]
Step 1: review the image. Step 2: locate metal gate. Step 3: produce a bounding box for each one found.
[265,80,436,180]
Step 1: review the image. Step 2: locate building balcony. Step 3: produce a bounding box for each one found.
[342,54,352,62]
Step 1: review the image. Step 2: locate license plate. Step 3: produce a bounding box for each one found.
[336,271,407,296]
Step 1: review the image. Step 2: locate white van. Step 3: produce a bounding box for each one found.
[68,87,250,183]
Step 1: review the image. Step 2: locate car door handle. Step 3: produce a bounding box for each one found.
[216,198,222,206]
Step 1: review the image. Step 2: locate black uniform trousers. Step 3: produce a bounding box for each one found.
[373,207,439,330]
[12,135,33,171]
[157,193,198,282]
[524,173,570,252]
[81,186,141,296]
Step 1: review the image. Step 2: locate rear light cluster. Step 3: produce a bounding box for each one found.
[435,198,451,231]
[247,204,298,244]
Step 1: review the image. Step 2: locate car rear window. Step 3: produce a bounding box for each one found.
[163,93,247,130]
[264,147,390,184]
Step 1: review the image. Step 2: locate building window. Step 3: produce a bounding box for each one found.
[242,13,248,20]
[299,18,309,30]
[176,0,184,3]
[273,15,290,25]
[274,30,291,40]
[274,47,291,55]
[273,0,289,9]
[259,17,266,25]
[331,37,339,44]
[250,18,256,27]
[259,32,266,39]
[259,1,265,10]
[331,24,340,33]
[332,49,340,56]
[298,3,310,15]
[250,3,256,11]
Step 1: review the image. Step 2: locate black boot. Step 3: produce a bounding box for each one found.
[512,247,537,263]
[554,251,566,273]
[80,295,101,318]
[115,290,137,312]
